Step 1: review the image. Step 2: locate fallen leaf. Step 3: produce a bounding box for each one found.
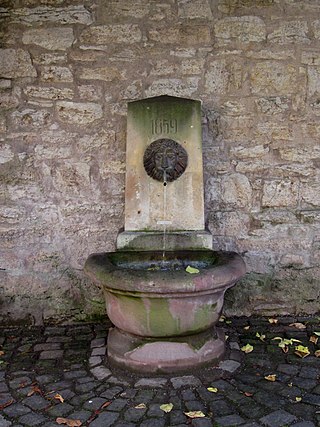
[101,401,111,409]
[314,331,320,336]
[0,351,4,356]
[314,349,320,358]
[244,392,253,397]
[160,403,173,413]
[54,393,64,403]
[295,397,302,402]
[56,418,82,427]
[310,336,318,344]
[244,326,250,330]
[241,344,254,353]
[0,399,14,410]
[264,374,277,382]
[135,403,147,409]
[185,265,200,274]
[288,382,293,387]
[289,322,306,330]
[268,318,278,324]
[294,345,310,358]
[256,332,266,342]
[219,315,226,322]
[184,411,206,418]
[27,385,42,397]
[207,387,218,393]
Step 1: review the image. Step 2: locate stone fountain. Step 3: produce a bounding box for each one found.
[85,95,246,373]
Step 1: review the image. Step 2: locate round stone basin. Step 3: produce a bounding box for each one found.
[84,250,246,338]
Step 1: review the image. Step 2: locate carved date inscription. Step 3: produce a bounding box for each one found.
[151,118,177,135]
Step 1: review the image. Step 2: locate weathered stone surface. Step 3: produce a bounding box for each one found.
[262,180,299,208]
[24,86,74,100]
[22,27,74,50]
[0,49,36,78]
[79,66,125,82]
[268,21,310,44]
[307,67,320,97]
[250,61,297,95]
[214,16,266,44]
[145,78,199,97]
[56,101,103,125]
[221,174,252,208]
[177,0,213,19]
[205,59,229,93]
[40,66,73,83]
[80,25,142,46]
[9,6,93,25]
[148,25,211,45]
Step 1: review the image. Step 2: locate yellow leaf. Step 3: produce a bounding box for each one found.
[56,418,82,427]
[268,318,278,324]
[241,344,254,353]
[264,374,277,382]
[289,322,306,330]
[185,265,200,274]
[314,331,320,336]
[295,397,302,402]
[135,403,147,409]
[314,349,320,358]
[54,393,64,403]
[160,403,173,413]
[310,336,318,344]
[256,332,266,342]
[207,387,218,393]
[184,411,206,418]
[219,315,226,322]
[294,345,310,358]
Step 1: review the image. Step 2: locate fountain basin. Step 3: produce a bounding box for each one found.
[84,250,246,372]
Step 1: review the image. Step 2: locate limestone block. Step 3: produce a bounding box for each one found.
[40,66,73,83]
[250,61,297,95]
[0,49,36,78]
[301,51,320,66]
[246,48,295,60]
[34,144,72,160]
[209,211,250,238]
[312,20,320,39]
[10,6,93,25]
[22,27,74,50]
[56,101,103,125]
[205,59,228,94]
[145,78,199,98]
[262,180,299,207]
[0,145,14,164]
[24,86,74,100]
[214,16,266,44]
[11,108,51,129]
[120,81,143,100]
[307,67,320,97]
[0,87,21,109]
[219,115,253,141]
[278,145,320,162]
[230,144,269,159]
[148,25,211,45]
[0,80,11,89]
[80,24,142,46]
[177,0,213,19]
[301,182,320,207]
[52,161,91,194]
[255,97,290,114]
[221,173,252,208]
[255,122,292,141]
[150,59,205,76]
[79,66,125,82]
[78,85,102,101]
[268,21,310,44]
[97,0,149,21]
[33,53,67,65]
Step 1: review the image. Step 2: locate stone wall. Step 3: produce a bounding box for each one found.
[0,0,319,324]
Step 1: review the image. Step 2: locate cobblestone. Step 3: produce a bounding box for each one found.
[0,317,318,426]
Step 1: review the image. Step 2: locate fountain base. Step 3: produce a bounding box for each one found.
[108,327,225,373]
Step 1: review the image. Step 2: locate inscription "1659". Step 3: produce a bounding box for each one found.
[151,118,178,135]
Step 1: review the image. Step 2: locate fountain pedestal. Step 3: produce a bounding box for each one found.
[84,95,246,373]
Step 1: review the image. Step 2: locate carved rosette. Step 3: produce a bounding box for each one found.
[143,139,188,182]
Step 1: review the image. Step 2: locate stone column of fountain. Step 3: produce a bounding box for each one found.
[85,95,246,373]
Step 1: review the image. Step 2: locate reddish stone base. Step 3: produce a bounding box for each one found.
[107,326,225,373]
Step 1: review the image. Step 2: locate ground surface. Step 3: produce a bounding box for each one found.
[0,316,319,427]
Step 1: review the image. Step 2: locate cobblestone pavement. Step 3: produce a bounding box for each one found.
[0,316,319,427]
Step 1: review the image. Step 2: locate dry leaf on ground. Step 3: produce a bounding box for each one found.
[241,344,254,353]
[294,345,310,358]
[207,387,218,393]
[160,403,173,413]
[184,411,206,418]
[185,265,200,274]
[135,403,147,409]
[289,322,306,330]
[295,397,302,402]
[314,350,320,358]
[244,392,253,397]
[268,318,278,324]
[54,393,64,403]
[56,418,82,427]
[0,399,14,410]
[310,336,318,344]
[264,374,277,382]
